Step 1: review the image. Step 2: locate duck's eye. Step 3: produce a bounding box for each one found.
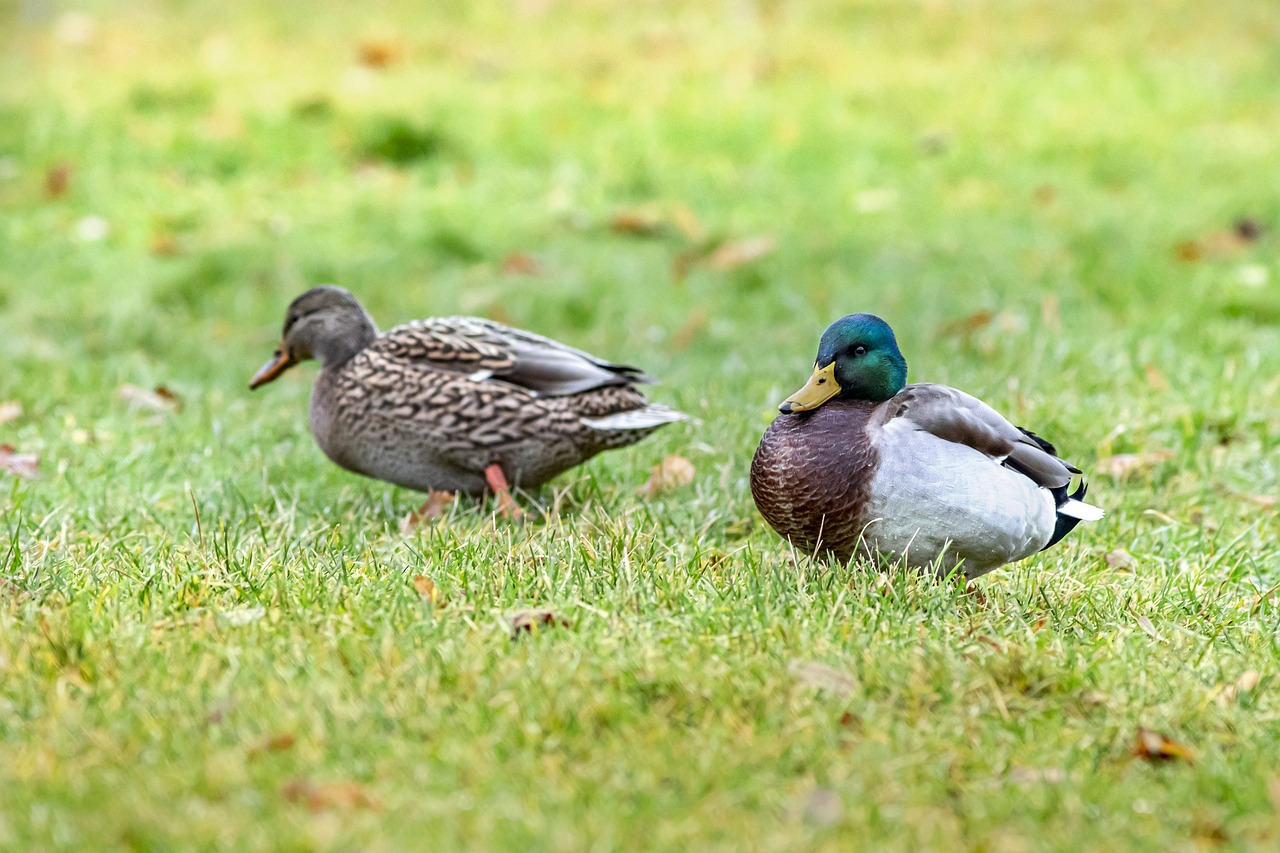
[853,345,868,356]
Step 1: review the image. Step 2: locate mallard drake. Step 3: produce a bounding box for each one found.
[250,286,687,515]
[750,314,1102,578]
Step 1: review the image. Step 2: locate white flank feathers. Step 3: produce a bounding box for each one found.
[1058,498,1105,521]
[582,404,689,431]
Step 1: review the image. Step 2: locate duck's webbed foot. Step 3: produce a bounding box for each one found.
[484,463,525,520]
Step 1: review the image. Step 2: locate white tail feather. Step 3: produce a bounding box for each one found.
[582,404,688,431]
[1059,499,1104,521]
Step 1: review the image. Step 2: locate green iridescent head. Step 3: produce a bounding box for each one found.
[779,314,908,413]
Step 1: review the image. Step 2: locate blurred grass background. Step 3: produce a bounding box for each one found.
[1,1,1279,850]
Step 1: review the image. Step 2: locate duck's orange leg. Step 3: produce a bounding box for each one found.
[484,463,525,520]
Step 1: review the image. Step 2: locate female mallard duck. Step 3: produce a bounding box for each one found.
[250,286,686,515]
[750,314,1102,578]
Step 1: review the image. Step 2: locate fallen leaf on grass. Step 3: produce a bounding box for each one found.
[45,163,71,199]
[357,38,402,69]
[0,401,21,425]
[500,251,541,276]
[1133,727,1195,764]
[639,455,695,498]
[707,235,775,271]
[1095,450,1175,478]
[669,203,706,242]
[282,779,380,812]
[249,733,297,757]
[788,661,856,697]
[610,206,665,237]
[670,308,707,352]
[1173,219,1263,263]
[399,490,454,534]
[1105,549,1138,570]
[937,310,994,339]
[149,232,181,257]
[1143,363,1171,393]
[0,444,38,479]
[411,575,446,606]
[1215,670,1262,706]
[509,609,570,638]
[120,384,182,413]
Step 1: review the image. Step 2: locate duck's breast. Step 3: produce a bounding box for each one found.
[750,401,879,560]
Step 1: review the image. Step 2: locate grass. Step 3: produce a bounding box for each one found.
[1,0,1279,849]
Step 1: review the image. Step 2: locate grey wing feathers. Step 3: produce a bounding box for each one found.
[880,383,1077,488]
[379,317,651,397]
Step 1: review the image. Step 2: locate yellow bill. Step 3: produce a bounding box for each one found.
[779,361,840,414]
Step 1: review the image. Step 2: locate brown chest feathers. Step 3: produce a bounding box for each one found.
[749,401,879,561]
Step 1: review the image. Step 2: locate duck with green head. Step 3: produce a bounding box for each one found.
[750,314,1102,578]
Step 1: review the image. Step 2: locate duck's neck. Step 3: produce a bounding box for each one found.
[314,315,377,368]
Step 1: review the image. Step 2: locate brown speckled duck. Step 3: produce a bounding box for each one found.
[750,314,1102,578]
[250,286,687,515]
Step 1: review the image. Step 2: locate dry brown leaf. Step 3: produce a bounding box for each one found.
[45,163,71,199]
[400,490,454,534]
[937,310,994,339]
[0,444,38,479]
[120,384,182,413]
[670,308,707,352]
[788,660,856,697]
[707,235,775,271]
[357,38,402,69]
[509,609,570,638]
[411,575,446,607]
[1143,363,1171,393]
[282,779,380,812]
[0,401,21,425]
[669,203,706,242]
[149,232,181,257]
[639,454,695,498]
[500,252,541,276]
[1095,450,1175,478]
[610,206,665,237]
[1217,670,1262,705]
[1133,727,1195,764]
[1175,228,1250,263]
[1173,240,1203,263]
[249,733,297,757]
[1105,549,1138,570]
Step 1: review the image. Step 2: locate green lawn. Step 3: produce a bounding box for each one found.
[2,0,1279,849]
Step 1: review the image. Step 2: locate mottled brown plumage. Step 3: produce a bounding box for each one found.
[251,286,686,497]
